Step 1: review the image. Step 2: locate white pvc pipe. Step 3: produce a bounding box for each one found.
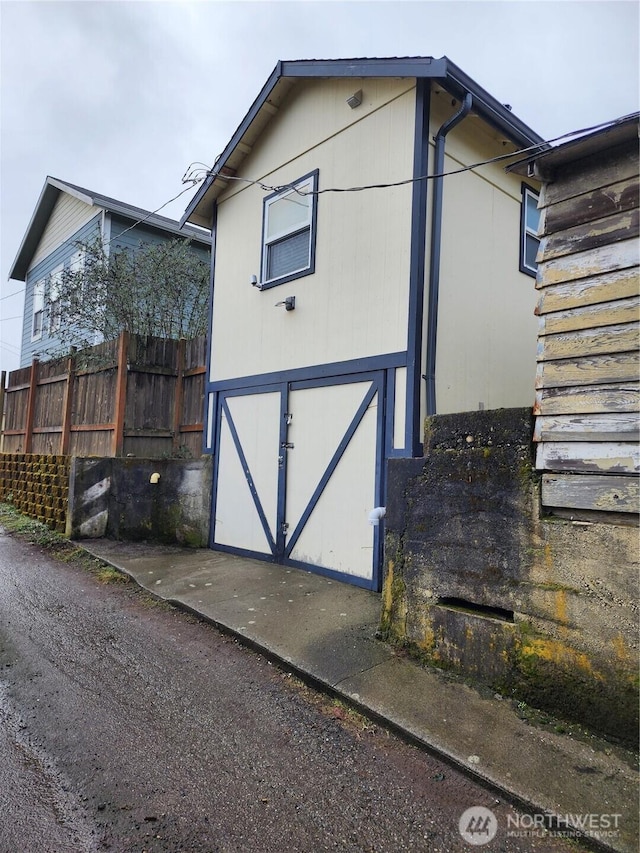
[368,506,386,526]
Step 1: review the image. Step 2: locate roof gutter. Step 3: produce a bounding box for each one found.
[424,92,473,416]
[442,61,545,149]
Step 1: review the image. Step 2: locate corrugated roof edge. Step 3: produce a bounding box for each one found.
[180,55,544,228]
[506,111,640,177]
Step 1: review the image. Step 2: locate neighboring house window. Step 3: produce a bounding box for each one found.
[69,249,87,309]
[520,184,541,277]
[48,264,63,333]
[260,170,318,288]
[32,279,45,340]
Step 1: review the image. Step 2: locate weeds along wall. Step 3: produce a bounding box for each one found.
[382,408,639,745]
[0,453,70,533]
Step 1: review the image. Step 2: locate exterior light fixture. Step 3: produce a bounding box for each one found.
[347,89,363,109]
[275,296,295,311]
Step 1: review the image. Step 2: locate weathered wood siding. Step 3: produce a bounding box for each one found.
[534,135,640,514]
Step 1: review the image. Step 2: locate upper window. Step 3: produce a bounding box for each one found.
[68,249,87,310]
[520,184,541,277]
[32,279,45,340]
[260,170,318,288]
[48,264,64,334]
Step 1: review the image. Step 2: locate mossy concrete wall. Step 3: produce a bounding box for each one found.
[382,408,638,744]
[68,456,213,547]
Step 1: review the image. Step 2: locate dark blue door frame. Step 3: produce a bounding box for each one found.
[210,371,386,591]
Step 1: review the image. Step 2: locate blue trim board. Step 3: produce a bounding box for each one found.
[212,543,377,590]
[276,382,290,558]
[387,448,412,459]
[289,370,380,392]
[281,57,448,80]
[282,556,378,591]
[210,543,281,567]
[384,368,395,459]
[372,370,387,592]
[209,392,224,548]
[405,78,430,457]
[206,351,406,393]
[221,396,277,554]
[285,379,378,557]
[182,62,283,223]
[221,381,287,398]
[201,203,217,454]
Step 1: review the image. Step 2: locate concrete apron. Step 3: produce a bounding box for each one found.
[83,540,639,853]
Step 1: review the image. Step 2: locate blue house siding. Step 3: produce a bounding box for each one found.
[12,177,212,368]
[19,214,211,367]
[109,214,211,264]
[20,214,102,366]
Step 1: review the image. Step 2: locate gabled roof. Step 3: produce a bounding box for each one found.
[9,176,211,282]
[182,55,545,228]
[507,111,640,179]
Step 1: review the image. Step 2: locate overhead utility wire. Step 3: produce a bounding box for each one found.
[0,289,25,303]
[106,181,204,245]
[16,112,639,285]
[193,113,639,197]
[62,111,640,281]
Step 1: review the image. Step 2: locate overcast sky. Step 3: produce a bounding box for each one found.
[1,0,638,374]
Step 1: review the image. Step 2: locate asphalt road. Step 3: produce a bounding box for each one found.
[0,529,583,853]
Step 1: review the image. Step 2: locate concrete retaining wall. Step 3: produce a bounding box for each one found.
[68,456,213,547]
[382,408,639,744]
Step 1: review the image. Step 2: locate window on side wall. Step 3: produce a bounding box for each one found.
[48,264,64,333]
[69,249,87,309]
[32,279,45,340]
[520,184,541,277]
[260,170,318,288]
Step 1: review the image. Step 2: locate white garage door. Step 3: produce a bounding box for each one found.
[212,372,384,589]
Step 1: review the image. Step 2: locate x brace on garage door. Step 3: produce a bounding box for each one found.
[211,371,385,590]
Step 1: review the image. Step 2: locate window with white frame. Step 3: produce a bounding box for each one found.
[520,184,541,277]
[260,170,318,287]
[32,279,45,340]
[48,264,64,333]
[68,248,86,309]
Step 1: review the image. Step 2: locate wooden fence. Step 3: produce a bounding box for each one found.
[1,332,206,458]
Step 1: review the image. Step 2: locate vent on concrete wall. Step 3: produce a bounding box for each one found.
[436,597,515,623]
